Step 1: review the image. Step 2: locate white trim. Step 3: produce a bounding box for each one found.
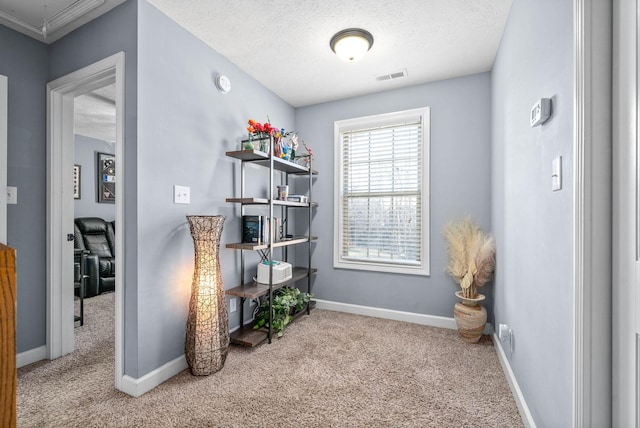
[492,333,537,428]
[613,0,640,424]
[16,346,47,369]
[333,107,431,276]
[313,299,493,335]
[0,74,7,245]
[573,0,612,426]
[573,0,587,423]
[120,355,188,398]
[315,298,455,329]
[0,0,104,39]
[46,52,126,393]
[112,53,126,394]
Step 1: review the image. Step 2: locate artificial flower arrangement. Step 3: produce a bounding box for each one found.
[244,119,277,152]
[297,140,314,167]
[244,118,313,165]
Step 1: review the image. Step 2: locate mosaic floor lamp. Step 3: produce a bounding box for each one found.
[185,215,229,375]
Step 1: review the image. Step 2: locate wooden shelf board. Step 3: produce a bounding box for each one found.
[226,267,317,299]
[225,198,314,208]
[225,149,269,161]
[230,302,316,347]
[226,150,316,175]
[230,323,267,347]
[226,236,317,251]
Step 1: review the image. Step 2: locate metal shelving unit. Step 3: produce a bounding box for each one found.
[225,139,316,346]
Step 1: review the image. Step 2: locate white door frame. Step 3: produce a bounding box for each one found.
[612,0,639,425]
[46,52,125,391]
[0,75,7,244]
[573,0,612,427]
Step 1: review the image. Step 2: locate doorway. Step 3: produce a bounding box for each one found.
[46,52,125,391]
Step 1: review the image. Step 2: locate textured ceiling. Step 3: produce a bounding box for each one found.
[74,85,116,142]
[147,0,513,107]
[0,0,513,137]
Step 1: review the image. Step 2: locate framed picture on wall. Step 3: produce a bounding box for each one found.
[73,164,81,199]
[97,152,115,203]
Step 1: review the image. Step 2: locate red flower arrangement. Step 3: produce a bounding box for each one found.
[247,119,277,136]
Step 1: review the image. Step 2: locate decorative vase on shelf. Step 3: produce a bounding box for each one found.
[273,137,282,158]
[185,215,229,376]
[243,139,254,150]
[259,137,269,154]
[453,291,487,343]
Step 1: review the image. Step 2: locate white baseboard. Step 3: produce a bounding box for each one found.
[16,345,47,368]
[312,299,493,334]
[492,333,536,428]
[314,298,458,329]
[119,354,188,397]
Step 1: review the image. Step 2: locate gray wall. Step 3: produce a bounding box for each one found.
[295,73,492,319]
[0,23,49,353]
[74,134,116,220]
[135,0,295,377]
[491,1,574,426]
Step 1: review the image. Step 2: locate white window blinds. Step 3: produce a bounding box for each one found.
[334,107,430,275]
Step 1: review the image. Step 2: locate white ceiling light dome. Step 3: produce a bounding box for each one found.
[330,28,374,62]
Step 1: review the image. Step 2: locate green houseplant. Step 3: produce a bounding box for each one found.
[253,287,313,337]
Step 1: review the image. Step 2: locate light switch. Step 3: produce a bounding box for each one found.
[173,185,190,204]
[7,186,16,204]
[552,157,562,191]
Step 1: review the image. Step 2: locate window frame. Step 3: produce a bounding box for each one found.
[333,107,430,276]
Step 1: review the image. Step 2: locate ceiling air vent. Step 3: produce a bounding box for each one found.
[375,69,408,82]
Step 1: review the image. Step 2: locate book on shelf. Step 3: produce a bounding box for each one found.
[242,215,262,243]
[263,217,281,242]
[242,216,282,244]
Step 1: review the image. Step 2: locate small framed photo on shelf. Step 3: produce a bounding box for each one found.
[97,152,115,203]
[73,164,81,199]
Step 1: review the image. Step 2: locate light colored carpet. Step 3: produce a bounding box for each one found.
[18,292,523,427]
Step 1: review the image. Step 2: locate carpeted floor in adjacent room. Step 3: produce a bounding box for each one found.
[17,292,524,427]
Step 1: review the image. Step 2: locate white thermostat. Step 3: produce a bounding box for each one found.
[530,98,552,127]
[215,74,231,94]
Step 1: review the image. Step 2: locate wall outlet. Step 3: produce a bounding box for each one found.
[229,297,237,313]
[498,323,514,354]
[7,186,16,204]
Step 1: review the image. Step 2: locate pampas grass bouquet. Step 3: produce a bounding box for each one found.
[443,217,496,299]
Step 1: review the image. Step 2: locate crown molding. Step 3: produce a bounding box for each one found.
[0,0,125,44]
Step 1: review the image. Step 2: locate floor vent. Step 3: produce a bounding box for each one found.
[375,69,408,82]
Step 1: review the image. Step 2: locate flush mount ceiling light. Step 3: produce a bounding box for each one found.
[330,28,374,62]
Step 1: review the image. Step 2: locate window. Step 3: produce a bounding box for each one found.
[334,107,430,275]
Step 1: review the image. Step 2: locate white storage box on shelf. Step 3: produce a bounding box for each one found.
[256,260,293,284]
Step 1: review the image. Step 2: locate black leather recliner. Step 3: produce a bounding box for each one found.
[74,217,116,297]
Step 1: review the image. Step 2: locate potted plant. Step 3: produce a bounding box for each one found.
[443,217,496,342]
[253,287,313,337]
